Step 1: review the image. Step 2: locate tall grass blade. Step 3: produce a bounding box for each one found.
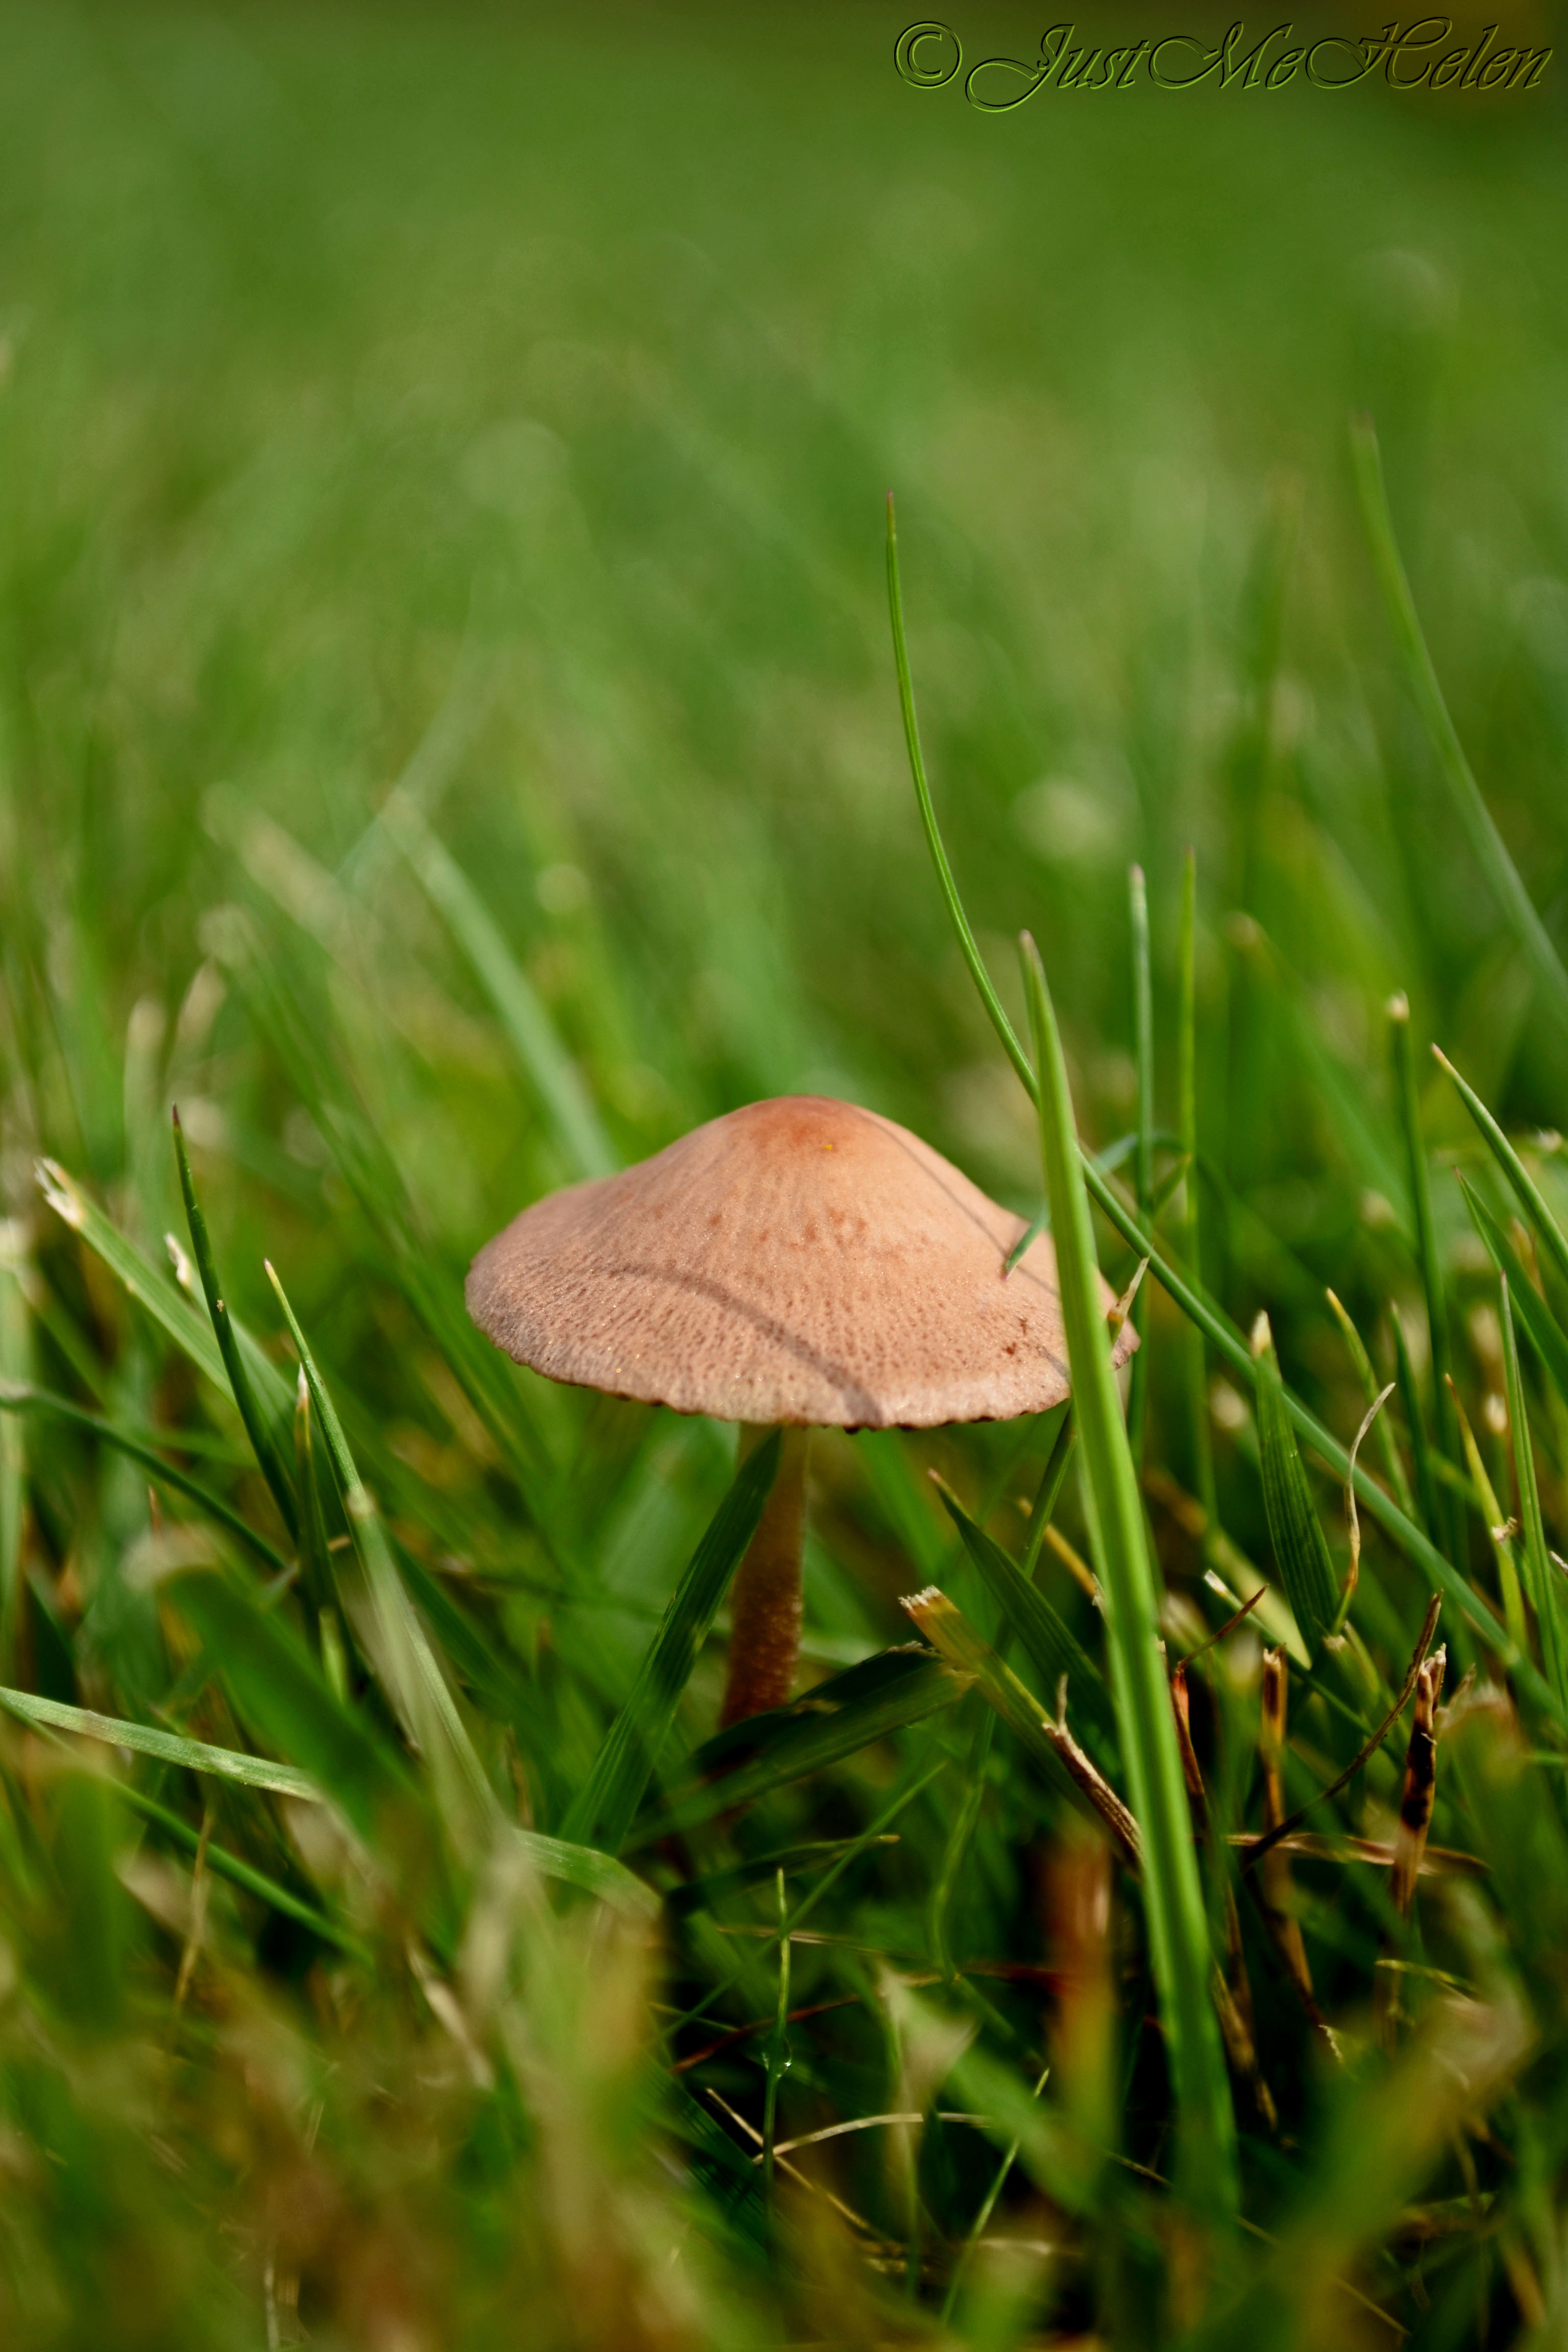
[1445,1376,1526,1655]
[1389,994,1464,1563]
[1179,847,1217,1530]
[265,1259,501,1840]
[886,528,1545,1707]
[1250,1316,1340,1659]
[1458,1174,1568,1412]
[1351,414,1568,1035]
[561,1430,780,1851]
[1435,1046,1568,1294]
[1019,929,1237,2218]
[1388,1301,1442,1548]
[1128,863,1154,1464]
[379,787,617,1181]
[173,1109,297,1535]
[0,1223,26,1677]
[1499,1277,1566,1706]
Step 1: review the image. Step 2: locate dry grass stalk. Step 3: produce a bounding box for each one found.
[1391,1647,1448,1919]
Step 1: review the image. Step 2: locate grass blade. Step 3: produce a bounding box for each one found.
[379,786,617,1181]
[932,1478,1114,1748]
[1128,863,1154,1465]
[1499,1276,1565,1705]
[0,1385,290,1578]
[1179,846,1217,1531]
[264,1259,501,1840]
[886,531,1545,1710]
[0,1223,27,1678]
[1019,929,1236,2219]
[1389,994,1464,1564]
[35,1157,293,1420]
[561,1430,781,1852]
[173,1109,297,1536]
[1250,1315,1340,1659]
[1350,414,1568,1039]
[1458,1175,1568,1412]
[1435,1044,1568,1293]
[1326,1286,1416,1521]
[0,1683,322,1801]
[1444,1376,1526,1656]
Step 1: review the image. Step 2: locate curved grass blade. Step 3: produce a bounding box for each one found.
[888,510,1561,1719]
[1445,1375,1526,1657]
[1435,1046,1568,1294]
[932,1478,1113,1747]
[0,1683,321,1801]
[1250,1316,1339,1660]
[1499,1276,1565,1707]
[1350,415,1568,1039]
[0,1385,289,1578]
[1327,1287,1415,1521]
[1458,1174,1568,1412]
[379,786,617,1181]
[1020,928,1237,2220]
[173,1109,297,1536]
[265,1259,500,1839]
[1389,995,1463,1564]
[36,1158,294,1421]
[561,1430,781,1852]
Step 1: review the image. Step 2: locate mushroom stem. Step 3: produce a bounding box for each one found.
[720,1423,811,1726]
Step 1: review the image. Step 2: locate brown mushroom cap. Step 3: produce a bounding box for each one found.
[470,1100,1142,1430]
[466,1094,1136,1429]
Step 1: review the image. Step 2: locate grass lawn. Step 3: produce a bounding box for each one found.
[3,4,1568,2342]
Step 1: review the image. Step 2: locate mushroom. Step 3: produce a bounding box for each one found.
[466,1095,1134,1725]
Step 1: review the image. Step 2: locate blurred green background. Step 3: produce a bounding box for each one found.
[3,11,1568,2337]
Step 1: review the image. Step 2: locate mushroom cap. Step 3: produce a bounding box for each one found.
[466,1095,1135,1430]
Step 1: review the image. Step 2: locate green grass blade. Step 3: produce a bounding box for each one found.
[1019,1407,1077,1582]
[379,787,617,1182]
[627,1649,968,1846]
[1327,1287,1416,1520]
[1351,414,1568,1036]
[1250,1316,1340,1659]
[561,1431,781,1852]
[1446,1376,1527,1656]
[264,1259,501,1839]
[104,1777,370,1960]
[1127,864,1154,1465]
[35,1157,293,1420]
[0,1226,27,1678]
[1436,1045,1568,1295]
[0,1683,322,1801]
[890,517,1559,1718]
[934,1481,1114,1747]
[1389,995,1464,1563]
[1499,1277,1565,1706]
[1020,929,1236,2219]
[1179,846,1217,1530]
[173,1109,297,1536]
[0,1385,290,1578]
[1388,1301,1442,1548]
[1458,1175,1568,1412]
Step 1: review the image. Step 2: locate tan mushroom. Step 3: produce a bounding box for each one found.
[466,1094,1133,1725]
